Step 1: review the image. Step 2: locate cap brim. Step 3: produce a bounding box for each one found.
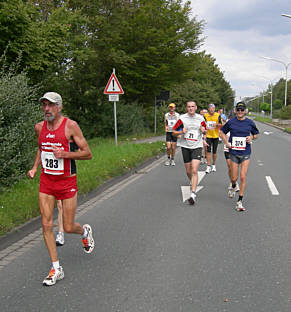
[39,96,57,103]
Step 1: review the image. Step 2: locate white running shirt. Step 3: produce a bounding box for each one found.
[173,113,205,149]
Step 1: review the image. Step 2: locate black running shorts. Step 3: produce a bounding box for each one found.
[166,132,178,143]
[181,147,202,163]
[206,137,219,153]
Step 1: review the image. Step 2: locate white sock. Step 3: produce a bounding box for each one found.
[52,261,60,270]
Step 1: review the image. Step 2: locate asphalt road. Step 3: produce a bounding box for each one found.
[1,122,291,312]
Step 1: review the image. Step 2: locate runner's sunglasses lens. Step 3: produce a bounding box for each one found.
[236,108,245,112]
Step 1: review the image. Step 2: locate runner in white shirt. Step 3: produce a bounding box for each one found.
[173,101,207,205]
[164,103,180,166]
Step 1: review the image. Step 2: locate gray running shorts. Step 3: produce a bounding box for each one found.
[229,153,250,164]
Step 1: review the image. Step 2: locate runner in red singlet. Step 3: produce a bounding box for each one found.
[28,92,94,286]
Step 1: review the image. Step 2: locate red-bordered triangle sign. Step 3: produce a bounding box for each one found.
[104,73,124,94]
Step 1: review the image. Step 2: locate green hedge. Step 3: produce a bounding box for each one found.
[0,68,42,191]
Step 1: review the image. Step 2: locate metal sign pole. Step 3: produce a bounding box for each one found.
[114,101,117,145]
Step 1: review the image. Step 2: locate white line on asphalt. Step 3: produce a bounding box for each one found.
[181,171,206,202]
[181,186,203,202]
[265,176,280,195]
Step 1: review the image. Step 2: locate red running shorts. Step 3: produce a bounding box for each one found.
[39,173,78,200]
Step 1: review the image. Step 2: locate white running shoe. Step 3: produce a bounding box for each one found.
[165,159,170,166]
[211,165,216,172]
[43,266,64,286]
[235,183,240,192]
[228,183,232,190]
[171,160,176,166]
[236,200,246,212]
[82,224,94,254]
[205,166,211,174]
[56,232,64,246]
[188,193,196,205]
[228,188,236,199]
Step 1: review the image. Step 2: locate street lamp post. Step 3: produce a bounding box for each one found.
[270,86,273,119]
[262,56,291,106]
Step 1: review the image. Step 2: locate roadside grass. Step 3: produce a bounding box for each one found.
[254,116,272,123]
[254,116,291,133]
[0,138,165,237]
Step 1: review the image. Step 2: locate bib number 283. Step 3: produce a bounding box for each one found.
[41,151,64,175]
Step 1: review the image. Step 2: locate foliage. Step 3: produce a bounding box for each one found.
[117,102,147,135]
[170,52,234,112]
[0,60,42,191]
[276,105,291,120]
[260,102,270,112]
[272,98,282,110]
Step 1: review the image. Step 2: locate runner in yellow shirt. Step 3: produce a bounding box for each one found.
[204,103,222,173]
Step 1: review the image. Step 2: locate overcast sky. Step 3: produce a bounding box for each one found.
[189,0,291,102]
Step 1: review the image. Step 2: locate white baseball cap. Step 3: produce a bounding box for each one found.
[39,92,62,106]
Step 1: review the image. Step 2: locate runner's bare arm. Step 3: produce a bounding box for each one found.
[53,120,92,160]
[27,123,43,179]
[219,130,231,148]
[164,119,169,132]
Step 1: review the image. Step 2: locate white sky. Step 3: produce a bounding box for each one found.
[188,0,291,100]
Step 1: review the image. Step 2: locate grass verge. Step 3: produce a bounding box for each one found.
[0,138,165,237]
[254,116,272,123]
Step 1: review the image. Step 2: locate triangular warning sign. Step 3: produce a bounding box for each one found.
[104,73,124,94]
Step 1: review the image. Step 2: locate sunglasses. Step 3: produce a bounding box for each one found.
[236,108,245,112]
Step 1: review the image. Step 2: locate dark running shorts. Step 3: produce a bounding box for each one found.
[166,132,178,143]
[181,147,202,163]
[224,151,230,160]
[39,173,78,200]
[206,137,219,153]
[229,153,251,164]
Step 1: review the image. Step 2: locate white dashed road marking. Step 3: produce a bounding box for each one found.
[265,176,279,195]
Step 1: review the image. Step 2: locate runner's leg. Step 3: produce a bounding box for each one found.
[212,153,217,165]
[226,158,231,181]
[190,159,200,193]
[39,193,58,262]
[62,193,83,235]
[230,160,239,185]
[166,141,171,159]
[57,200,64,233]
[171,142,177,160]
[238,159,250,197]
[184,162,192,182]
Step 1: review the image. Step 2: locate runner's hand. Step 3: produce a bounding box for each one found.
[246,136,252,144]
[52,146,65,159]
[28,168,37,179]
[225,142,231,149]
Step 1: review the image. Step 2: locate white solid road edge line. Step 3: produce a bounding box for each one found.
[265,176,280,195]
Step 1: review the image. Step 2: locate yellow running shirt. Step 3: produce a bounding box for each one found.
[204,112,221,138]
